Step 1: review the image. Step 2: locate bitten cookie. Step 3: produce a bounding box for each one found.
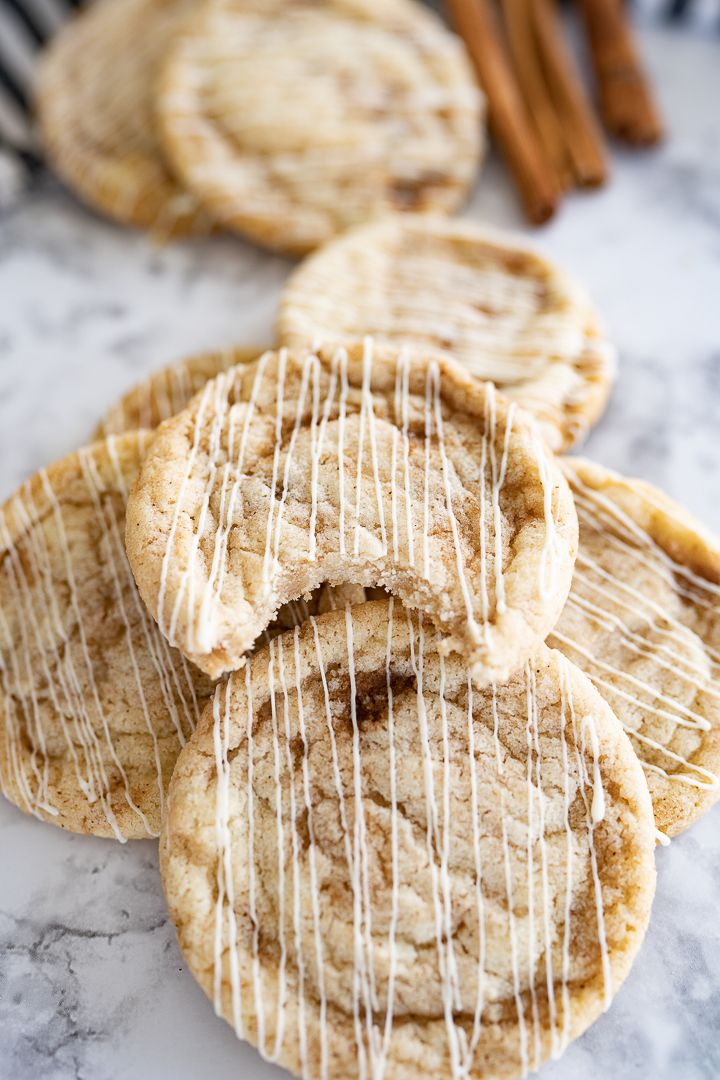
[549,457,720,839]
[278,216,615,451]
[125,342,578,684]
[155,0,483,255]
[36,0,210,236]
[161,600,656,1080]
[0,429,357,839]
[95,346,265,438]
[0,432,213,840]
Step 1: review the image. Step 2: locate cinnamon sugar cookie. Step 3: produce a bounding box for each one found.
[155,0,483,255]
[95,345,265,438]
[161,600,656,1080]
[278,217,615,451]
[0,430,357,840]
[549,457,720,839]
[125,342,578,684]
[36,0,210,236]
[0,432,213,841]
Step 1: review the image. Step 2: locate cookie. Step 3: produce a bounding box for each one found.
[0,432,214,841]
[160,599,656,1080]
[155,0,483,255]
[125,342,578,684]
[0,427,351,840]
[548,457,720,839]
[278,216,616,451]
[262,583,368,645]
[95,346,265,438]
[36,0,211,236]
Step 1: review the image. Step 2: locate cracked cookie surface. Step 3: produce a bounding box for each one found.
[0,432,213,840]
[161,600,655,1080]
[36,0,210,236]
[0,429,361,838]
[156,0,483,255]
[278,216,615,451]
[549,457,720,838]
[125,342,578,684]
[95,345,265,439]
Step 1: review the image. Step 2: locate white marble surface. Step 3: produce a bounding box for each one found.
[1,19,720,1080]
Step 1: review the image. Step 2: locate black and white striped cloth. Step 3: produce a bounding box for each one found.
[0,0,84,205]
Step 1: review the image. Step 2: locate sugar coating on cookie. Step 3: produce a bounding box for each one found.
[36,0,211,236]
[549,457,720,839]
[125,342,578,684]
[95,345,265,438]
[155,0,483,255]
[0,432,214,840]
[161,600,656,1080]
[278,216,616,451]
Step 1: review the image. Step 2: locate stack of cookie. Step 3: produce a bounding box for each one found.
[10,0,720,1074]
[4,209,720,1078]
[35,0,485,250]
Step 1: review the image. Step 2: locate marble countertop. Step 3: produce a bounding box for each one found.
[1,19,719,1080]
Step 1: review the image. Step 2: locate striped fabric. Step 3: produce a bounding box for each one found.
[0,0,83,204]
[1,0,86,140]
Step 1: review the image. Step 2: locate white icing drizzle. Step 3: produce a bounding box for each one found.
[536,430,560,601]
[0,438,205,839]
[429,362,481,646]
[406,611,463,1076]
[43,465,152,836]
[169,372,234,648]
[559,656,611,1009]
[556,665,574,1058]
[209,606,616,1079]
[244,661,267,1050]
[523,664,541,1071]
[309,352,338,563]
[528,664,559,1060]
[337,348,350,559]
[393,349,416,568]
[354,338,387,558]
[79,447,165,826]
[493,694,528,1078]
[486,386,515,616]
[572,480,720,605]
[199,352,272,643]
[463,667,486,1070]
[154,341,564,678]
[292,627,330,1080]
[158,376,219,641]
[344,604,379,1080]
[378,597,399,1079]
[565,588,720,701]
[276,635,310,1071]
[212,678,243,1036]
[551,467,720,796]
[264,638,289,1060]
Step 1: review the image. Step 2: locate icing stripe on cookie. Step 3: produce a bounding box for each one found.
[208,604,614,1078]
[551,468,720,799]
[0,436,207,839]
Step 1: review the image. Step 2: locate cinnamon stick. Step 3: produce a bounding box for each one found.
[446,0,560,225]
[501,0,574,193]
[533,0,608,186]
[577,0,663,146]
